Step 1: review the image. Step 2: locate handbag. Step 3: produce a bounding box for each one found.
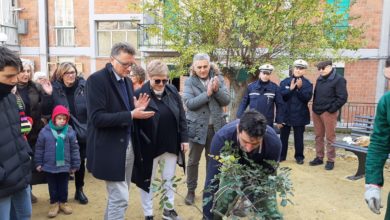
[70,114,87,143]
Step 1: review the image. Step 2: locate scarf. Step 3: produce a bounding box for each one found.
[49,120,69,166]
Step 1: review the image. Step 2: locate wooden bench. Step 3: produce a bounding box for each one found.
[332,115,375,180]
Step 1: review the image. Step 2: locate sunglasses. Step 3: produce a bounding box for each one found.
[317,65,331,71]
[154,79,168,85]
[64,71,76,75]
[260,71,272,75]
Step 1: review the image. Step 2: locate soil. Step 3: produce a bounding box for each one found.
[31,141,390,220]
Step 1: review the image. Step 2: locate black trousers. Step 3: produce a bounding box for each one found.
[75,142,86,189]
[280,125,305,161]
[46,172,69,204]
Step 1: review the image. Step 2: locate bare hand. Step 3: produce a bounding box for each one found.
[207,79,214,97]
[133,93,150,109]
[181,142,189,154]
[296,78,303,89]
[132,107,155,119]
[40,79,53,95]
[290,79,296,91]
[212,76,219,92]
[70,169,77,174]
[276,124,284,129]
[36,166,42,172]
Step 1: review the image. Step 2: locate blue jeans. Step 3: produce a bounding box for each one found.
[0,186,32,220]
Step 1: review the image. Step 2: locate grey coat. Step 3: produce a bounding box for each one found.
[183,73,230,145]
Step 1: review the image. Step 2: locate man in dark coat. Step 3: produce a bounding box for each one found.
[279,59,313,164]
[0,46,32,220]
[86,42,154,220]
[203,110,282,220]
[309,60,348,170]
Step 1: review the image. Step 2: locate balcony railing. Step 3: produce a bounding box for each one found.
[137,24,172,49]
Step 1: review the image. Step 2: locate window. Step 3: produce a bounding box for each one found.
[97,21,139,56]
[55,0,75,46]
[0,0,19,45]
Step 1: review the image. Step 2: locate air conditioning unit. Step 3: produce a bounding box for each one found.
[18,20,28,35]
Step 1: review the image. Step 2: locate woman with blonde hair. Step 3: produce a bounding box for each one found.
[134,60,189,220]
[44,62,89,205]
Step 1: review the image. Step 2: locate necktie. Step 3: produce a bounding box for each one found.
[118,79,130,110]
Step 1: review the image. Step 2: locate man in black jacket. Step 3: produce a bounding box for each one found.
[309,60,348,170]
[86,42,154,220]
[0,47,32,220]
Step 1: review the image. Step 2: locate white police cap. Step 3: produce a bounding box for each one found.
[293,59,308,69]
[259,64,274,72]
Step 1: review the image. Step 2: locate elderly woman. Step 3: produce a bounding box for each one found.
[44,62,89,204]
[134,60,188,220]
[129,65,146,91]
[16,59,52,203]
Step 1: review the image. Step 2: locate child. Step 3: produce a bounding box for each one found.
[34,105,80,218]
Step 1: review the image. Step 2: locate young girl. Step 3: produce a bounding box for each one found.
[34,105,80,218]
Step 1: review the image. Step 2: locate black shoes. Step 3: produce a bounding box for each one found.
[162,209,181,220]
[145,216,154,220]
[74,188,88,204]
[296,159,304,165]
[325,161,335,170]
[309,157,324,166]
[184,191,195,205]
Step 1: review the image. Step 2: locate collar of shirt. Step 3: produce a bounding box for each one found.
[112,69,123,81]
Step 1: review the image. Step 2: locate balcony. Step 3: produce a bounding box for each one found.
[137,24,178,57]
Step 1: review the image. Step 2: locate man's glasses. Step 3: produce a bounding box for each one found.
[154,79,168,85]
[317,65,330,71]
[112,56,134,69]
[260,71,272,75]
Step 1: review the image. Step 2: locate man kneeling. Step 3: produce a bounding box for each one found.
[202,110,282,219]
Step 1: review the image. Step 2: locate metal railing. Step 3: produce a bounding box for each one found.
[308,102,377,128]
[137,24,172,49]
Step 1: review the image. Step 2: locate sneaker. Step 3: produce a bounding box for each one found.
[325,161,334,170]
[296,159,304,165]
[163,209,181,220]
[145,216,154,220]
[184,191,195,205]
[309,157,323,166]
[59,202,73,215]
[47,203,59,218]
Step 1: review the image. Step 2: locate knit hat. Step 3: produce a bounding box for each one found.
[52,105,70,125]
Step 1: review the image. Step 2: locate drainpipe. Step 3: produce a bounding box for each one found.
[376,0,390,100]
[38,0,49,74]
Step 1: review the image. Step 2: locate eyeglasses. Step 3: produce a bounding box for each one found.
[112,56,134,69]
[260,71,272,75]
[64,71,76,76]
[153,79,168,85]
[317,65,331,71]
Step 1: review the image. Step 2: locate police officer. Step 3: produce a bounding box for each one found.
[237,64,284,128]
[279,59,313,164]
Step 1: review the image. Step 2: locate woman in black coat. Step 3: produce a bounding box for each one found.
[134,60,188,220]
[44,62,89,204]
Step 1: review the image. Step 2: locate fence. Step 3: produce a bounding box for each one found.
[308,102,377,128]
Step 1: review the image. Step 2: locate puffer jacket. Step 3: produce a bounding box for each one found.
[34,124,80,173]
[182,71,230,145]
[0,94,32,198]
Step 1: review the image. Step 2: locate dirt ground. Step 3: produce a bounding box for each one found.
[31,142,390,220]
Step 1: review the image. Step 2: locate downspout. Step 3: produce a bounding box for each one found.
[376,0,390,100]
[38,0,49,74]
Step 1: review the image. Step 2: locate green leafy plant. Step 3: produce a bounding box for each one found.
[205,141,294,219]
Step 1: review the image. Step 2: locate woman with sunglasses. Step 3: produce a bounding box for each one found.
[236,63,284,129]
[43,62,89,204]
[133,60,188,220]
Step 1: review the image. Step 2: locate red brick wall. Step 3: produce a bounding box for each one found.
[19,0,40,47]
[95,0,140,14]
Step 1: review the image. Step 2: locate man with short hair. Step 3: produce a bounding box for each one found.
[0,46,32,220]
[279,59,313,164]
[364,57,390,218]
[236,64,284,128]
[86,42,154,219]
[310,60,348,170]
[202,110,282,219]
[183,53,230,205]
